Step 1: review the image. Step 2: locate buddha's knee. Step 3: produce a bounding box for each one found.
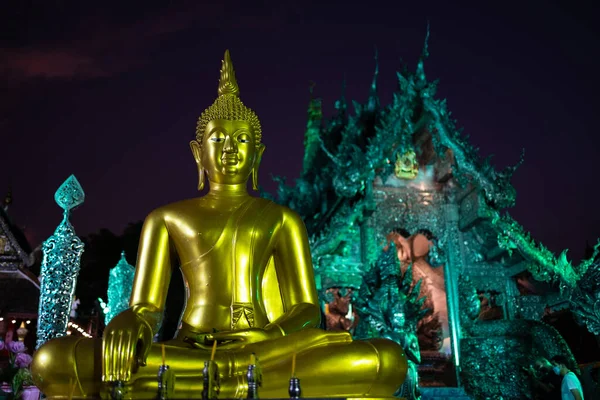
[368,338,408,395]
[32,336,101,398]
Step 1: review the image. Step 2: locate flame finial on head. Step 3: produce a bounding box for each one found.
[196,50,262,144]
[218,50,239,97]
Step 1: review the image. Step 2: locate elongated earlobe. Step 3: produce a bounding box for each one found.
[197,168,205,191]
[190,140,205,191]
[252,144,266,191]
[252,168,259,191]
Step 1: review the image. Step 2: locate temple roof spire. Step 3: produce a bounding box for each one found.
[3,186,12,212]
[303,81,323,175]
[367,48,379,112]
[335,75,347,114]
[416,23,430,82]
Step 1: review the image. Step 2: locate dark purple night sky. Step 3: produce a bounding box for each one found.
[1,1,599,262]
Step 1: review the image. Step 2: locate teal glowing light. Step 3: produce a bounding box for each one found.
[98,297,109,315]
[36,175,85,349]
[102,251,135,325]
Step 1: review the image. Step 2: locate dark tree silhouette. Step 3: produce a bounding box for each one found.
[76,221,184,339]
[77,229,121,316]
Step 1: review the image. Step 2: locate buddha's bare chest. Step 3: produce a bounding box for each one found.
[168,200,278,270]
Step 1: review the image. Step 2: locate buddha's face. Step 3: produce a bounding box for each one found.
[191,119,264,185]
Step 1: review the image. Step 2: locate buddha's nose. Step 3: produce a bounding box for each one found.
[223,135,237,153]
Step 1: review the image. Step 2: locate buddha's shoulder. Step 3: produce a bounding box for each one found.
[144,198,202,219]
[144,197,298,217]
[256,200,303,224]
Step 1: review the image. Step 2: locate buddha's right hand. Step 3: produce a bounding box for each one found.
[102,308,154,382]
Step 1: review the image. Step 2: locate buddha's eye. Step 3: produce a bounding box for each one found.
[209,132,225,143]
[237,134,251,143]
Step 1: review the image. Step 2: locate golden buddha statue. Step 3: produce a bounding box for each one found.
[32,50,407,399]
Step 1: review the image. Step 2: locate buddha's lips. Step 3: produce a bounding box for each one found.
[222,155,239,165]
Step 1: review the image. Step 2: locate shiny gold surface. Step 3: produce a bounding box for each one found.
[394,150,419,180]
[32,50,407,399]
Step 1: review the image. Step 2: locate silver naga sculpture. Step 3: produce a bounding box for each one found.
[354,244,430,400]
[36,175,85,349]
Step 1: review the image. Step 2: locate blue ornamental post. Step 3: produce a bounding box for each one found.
[102,251,135,326]
[36,175,85,349]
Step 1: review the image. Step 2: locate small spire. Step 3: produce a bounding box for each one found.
[367,47,379,112]
[309,80,316,96]
[3,186,12,212]
[422,22,430,59]
[335,76,347,113]
[218,49,240,97]
[416,23,430,81]
[371,48,379,94]
[113,250,134,271]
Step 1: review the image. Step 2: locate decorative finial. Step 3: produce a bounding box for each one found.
[54,175,85,213]
[372,47,379,86]
[422,22,430,60]
[333,76,347,114]
[309,81,316,95]
[367,47,379,112]
[218,50,240,97]
[36,175,85,349]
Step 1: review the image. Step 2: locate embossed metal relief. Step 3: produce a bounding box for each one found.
[354,243,431,399]
[514,295,547,320]
[36,175,85,349]
[460,319,579,399]
[568,259,600,335]
[457,274,480,336]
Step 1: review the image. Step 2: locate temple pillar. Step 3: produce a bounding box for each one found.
[504,277,520,320]
[360,222,369,264]
[442,202,464,386]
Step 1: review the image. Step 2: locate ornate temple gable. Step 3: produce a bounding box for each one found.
[270,37,527,283]
[386,53,599,290]
[0,206,39,286]
[0,204,40,316]
[0,207,32,269]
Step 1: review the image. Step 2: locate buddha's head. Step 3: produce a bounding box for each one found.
[190,50,265,190]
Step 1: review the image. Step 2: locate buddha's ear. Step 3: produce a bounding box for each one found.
[190,140,202,163]
[190,140,205,191]
[252,143,266,191]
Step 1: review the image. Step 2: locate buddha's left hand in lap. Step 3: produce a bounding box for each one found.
[199,327,283,349]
